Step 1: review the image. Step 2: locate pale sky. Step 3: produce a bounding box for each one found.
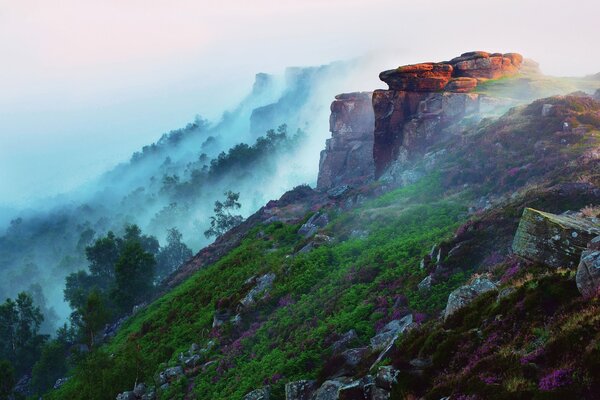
[1,0,600,207]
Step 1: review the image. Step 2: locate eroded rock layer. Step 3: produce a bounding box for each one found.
[373,51,525,177]
[317,92,375,189]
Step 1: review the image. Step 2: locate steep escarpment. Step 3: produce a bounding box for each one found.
[317,92,375,190]
[373,51,531,178]
[45,53,600,400]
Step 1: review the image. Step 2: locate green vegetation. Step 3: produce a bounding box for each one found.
[49,175,469,399]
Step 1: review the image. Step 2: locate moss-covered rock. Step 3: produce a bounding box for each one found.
[512,208,600,268]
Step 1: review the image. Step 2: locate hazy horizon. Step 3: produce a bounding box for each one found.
[2,0,600,208]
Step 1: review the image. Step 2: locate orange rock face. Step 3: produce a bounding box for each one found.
[372,51,525,177]
[445,77,478,93]
[379,63,453,92]
[450,52,522,80]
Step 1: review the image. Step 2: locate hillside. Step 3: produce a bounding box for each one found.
[32,51,600,400]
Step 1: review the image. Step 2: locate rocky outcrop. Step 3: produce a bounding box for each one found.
[512,208,600,268]
[317,92,375,189]
[577,249,600,297]
[373,51,525,177]
[444,276,497,319]
[285,380,318,400]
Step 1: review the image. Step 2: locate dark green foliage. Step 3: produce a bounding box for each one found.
[0,292,46,375]
[155,228,193,282]
[0,359,15,400]
[85,231,120,286]
[112,242,156,314]
[31,340,69,394]
[79,290,111,348]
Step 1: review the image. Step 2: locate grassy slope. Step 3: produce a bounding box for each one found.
[49,176,468,400]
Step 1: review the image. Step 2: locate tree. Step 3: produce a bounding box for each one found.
[85,231,119,285]
[0,293,46,375]
[155,228,193,282]
[204,191,244,238]
[123,224,160,255]
[31,340,69,394]
[79,290,110,349]
[112,241,155,314]
[0,359,15,400]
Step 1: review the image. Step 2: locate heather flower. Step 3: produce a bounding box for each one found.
[520,347,544,365]
[413,313,427,324]
[538,368,573,391]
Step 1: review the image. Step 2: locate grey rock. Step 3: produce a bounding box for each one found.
[298,235,333,254]
[53,377,70,390]
[444,277,497,319]
[418,275,432,292]
[370,314,414,351]
[133,383,147,397]
[331,329,358,354]
[338,376,374,400]
[497,286,516,301]
[577,250,600,297]
[284,380,317,400]
[375,366,399,390]
[212,308,232,328]
[313,380,345,400]
[116,391,135,400]
[159,365,184,385]
[240,273,276,308]
[243,386,270,400]
[189,343,200,354]
[512,207,600,269]
[298,213,329,238]
[327,185,351,199]
[341,347,370,368]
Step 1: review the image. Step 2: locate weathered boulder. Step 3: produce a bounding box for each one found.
[380,63,453,92]
[133,383,147,397]
[317,92,375,190]
[243,386,271,400]
[240,273,276,308]
[331,329,358,354]
[342,347,370,368]
[313,379,346,400]
[298,234,333,254]
[285,380,317,400]
[577,249,600,297]
[444,277,497,319]
[338,376,374,400]
[116,391,135,400]
[370,314,414,351]
[298,213,329,237]
[512,208,600,268]
[158,366,184,385]
[418,275,432,292]
[375,366,399,390]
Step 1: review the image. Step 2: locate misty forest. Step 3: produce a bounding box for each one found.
[3,2,600,400]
